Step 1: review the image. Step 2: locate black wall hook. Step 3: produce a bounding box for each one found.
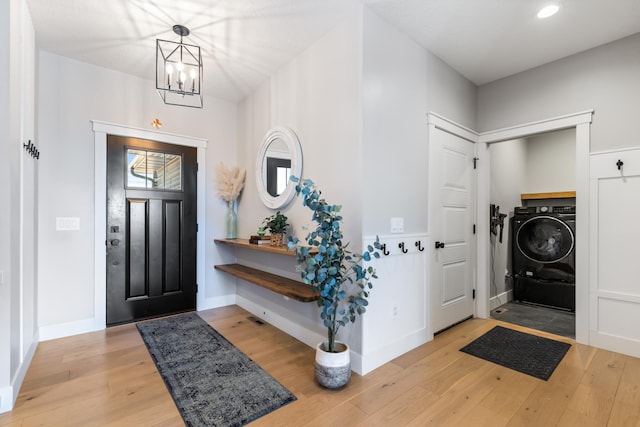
[399,242,408,254]
[617,159,624,170]
[381,243,390,256]
[415,241,424,252]
[22,140,40,160]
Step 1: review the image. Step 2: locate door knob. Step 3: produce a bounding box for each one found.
[435,241,445,249]
[110,239,120,246]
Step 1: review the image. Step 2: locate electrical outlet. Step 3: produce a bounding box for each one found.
[390,217,404,233]
[0,270,3,285]
[392,306,398,317]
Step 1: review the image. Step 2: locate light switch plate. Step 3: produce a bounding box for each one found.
[390,217,404,233]
[56,217,80,231]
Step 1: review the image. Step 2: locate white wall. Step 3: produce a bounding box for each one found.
[0,0,38,413]
[362,9,476,235]
[0,0,11,401]
[360,9,476,371]
[233,6,477,374]
[489,138,527,303]
[234,8,365,356]
[478,33,640,153]
[36,52,239,335]
[525,128,576,193]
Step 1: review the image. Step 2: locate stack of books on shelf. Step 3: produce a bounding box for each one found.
[249,235,271,244]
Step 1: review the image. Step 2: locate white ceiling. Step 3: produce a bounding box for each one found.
[26,0,640,102]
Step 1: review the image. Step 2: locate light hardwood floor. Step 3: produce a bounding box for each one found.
[1,305,639,426]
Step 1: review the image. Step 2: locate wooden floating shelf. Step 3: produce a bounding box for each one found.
[214,264,318,302]
[214,238,317,256]
[521,191,576,200]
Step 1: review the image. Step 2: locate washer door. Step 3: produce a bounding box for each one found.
[516,216,575,263]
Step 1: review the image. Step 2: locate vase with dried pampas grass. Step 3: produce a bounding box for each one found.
[215,163,246,239]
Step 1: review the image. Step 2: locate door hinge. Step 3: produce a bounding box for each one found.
[196,284,198,293]
[196,223,199,232]
[473,157,479,169]
[196,162,199,172]
[473,224,476,234]
[472,289,476,299]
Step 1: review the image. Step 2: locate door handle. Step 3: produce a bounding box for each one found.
[435,241,445,249]
[110,239,120,246]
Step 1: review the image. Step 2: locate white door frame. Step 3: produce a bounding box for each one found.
[92,121,207,331]
[477,110,593,345]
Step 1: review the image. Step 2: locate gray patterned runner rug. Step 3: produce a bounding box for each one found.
[137,312,296,426]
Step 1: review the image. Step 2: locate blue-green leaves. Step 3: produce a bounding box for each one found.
[287,176,381,353]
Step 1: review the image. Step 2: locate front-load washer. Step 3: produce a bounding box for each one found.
[511,205,575,310]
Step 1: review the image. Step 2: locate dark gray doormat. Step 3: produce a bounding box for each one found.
[137,312,297,426]
[460,326,571,380]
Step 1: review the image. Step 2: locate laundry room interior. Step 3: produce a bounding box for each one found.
[488,127,577,338]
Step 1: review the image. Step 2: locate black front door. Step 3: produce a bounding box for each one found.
[106,135,197,325]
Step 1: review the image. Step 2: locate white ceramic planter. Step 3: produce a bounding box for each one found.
[315,341,351,389]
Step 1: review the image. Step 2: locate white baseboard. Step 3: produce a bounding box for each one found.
[39,293,236,343]
[490,289,513,311]
[0,386,11,414]
[0,334,39,413]
[590,330,640,360]
[39,317,97,341]
[233,295,422,376]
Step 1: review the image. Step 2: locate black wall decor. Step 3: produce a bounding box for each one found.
[23,140,40,159]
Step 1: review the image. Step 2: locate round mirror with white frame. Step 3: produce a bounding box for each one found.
[255,126,302,209]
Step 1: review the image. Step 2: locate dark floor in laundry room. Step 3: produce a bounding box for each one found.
[490,301,575,339]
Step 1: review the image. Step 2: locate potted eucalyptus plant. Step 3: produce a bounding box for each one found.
[287,177,381,388]
[262,211,290,246]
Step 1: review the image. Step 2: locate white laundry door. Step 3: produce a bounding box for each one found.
[429,126,476,333]
[589,149,640,357]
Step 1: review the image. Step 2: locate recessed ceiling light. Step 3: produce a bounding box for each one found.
[537,4,560,19]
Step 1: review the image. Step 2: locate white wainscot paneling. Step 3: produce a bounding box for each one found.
[589,148,640,358]
[361,234,430,374]
[598,298,640,341]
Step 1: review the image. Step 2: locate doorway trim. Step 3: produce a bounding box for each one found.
[476,110,593,344]
[92,120,207,330]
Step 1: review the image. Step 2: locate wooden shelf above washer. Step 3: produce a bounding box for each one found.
[521,191,576,200]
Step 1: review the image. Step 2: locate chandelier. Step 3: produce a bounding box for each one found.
[156,25,203,108]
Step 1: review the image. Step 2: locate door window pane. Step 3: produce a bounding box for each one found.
[126,149,182,190]
[127,149,149,188]
[163,154,182,190]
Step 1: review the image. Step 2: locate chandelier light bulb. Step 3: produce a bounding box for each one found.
[190,69,196,91]
[166,64,173,87]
